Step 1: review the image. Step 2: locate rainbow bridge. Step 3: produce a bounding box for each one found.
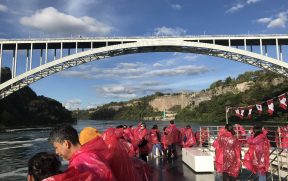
[1,34,288,99]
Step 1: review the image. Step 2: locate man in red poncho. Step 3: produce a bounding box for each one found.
[243,125,270,181]
[213,124,241,181]
[48,125,116,181]
[166,120,180,159]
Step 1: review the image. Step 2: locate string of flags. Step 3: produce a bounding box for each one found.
[226,92,287,119]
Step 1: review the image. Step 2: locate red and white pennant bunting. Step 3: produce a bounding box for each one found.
[267,99,274,116]
[278,94,287,110]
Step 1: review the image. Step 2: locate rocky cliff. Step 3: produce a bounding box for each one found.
[148,76,286,112]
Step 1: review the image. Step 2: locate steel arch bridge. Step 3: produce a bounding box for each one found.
[1,34,288,99]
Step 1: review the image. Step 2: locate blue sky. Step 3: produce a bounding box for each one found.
[0,0,288,109]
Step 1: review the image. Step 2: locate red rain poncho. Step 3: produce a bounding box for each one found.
[243,132,270,175]
[213,130,241,177]
[161,132,168,149]
[134,127,152,154]
[69,137,116,181]
[102,128,139,181]
[182,128,196,148]
[150,129,161,144]
[234,124,246,144]
[196,127,209,145]
[166,124,179,145]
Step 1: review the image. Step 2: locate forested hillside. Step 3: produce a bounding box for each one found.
[0,67,75,128]
[176,70,288,123]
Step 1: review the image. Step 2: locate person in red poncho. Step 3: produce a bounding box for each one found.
[182,125,196,148]
[213,124,241,181]
[135,123,152,162]
[243,125,270,181]
[48,125,116,181]
[161,126,169,157]
[166,120,180,159]
[150,124,162,158]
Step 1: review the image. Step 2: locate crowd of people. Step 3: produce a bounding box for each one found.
[27,120,199,181]
[26,121,288,181]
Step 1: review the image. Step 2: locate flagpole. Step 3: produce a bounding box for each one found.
[226,106,229,124]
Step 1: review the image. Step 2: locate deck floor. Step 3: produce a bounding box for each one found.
[148,149,220,181]
[148,150,286,181]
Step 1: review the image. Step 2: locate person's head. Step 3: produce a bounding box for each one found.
[170,120,175,125]
[152,124,158,129]
[140,123,146,130]
[116,125,123,128]
[48,125,80,160]
[253,124,263,137]
[225,123,235,135]
[79,127,101,145]
[27,152,61,181]
[123,125,128,129]
[186,125,191,129]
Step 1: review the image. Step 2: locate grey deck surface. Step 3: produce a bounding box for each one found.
[148,149,220,181]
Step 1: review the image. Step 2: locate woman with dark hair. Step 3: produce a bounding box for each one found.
[150,124,162,158]
[213,124,241,181]
[27,152,62,181]
[243,125,270,181]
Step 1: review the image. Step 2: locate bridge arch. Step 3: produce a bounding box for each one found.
[1,40,288,99]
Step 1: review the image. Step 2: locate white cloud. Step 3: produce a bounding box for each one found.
[226,0,262,13]
[256,17,272,24]
[153,26,187,36]
[153,63,164,67]
[148,65,209,77]
[256,11,288,29]
[171,4,182,10]
[226,3,245,13]
[183,55,200,61]
[96,81,172,99]
[267,11,287,28]
[63,99,81,110]
[246,0,261,4]
[20,7,112,35]
[98,85,137,99]
[0,4,8,12]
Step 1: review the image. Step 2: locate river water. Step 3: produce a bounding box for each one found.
[0,120,210,181]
